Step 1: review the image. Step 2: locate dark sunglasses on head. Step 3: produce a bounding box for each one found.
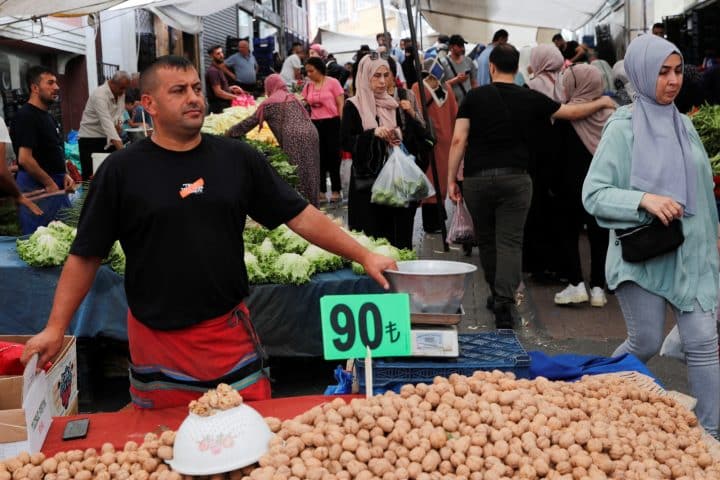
[368,51,390,60]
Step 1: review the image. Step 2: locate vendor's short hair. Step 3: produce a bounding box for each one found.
[552,33,564,42]
[25,65,55,90]
[492,29,509,43]
[305,56,326,75]
[207,45,222,55]
[489,44,519,74]
[140,55,196,93]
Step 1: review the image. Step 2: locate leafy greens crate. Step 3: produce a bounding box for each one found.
[355,330,530,395]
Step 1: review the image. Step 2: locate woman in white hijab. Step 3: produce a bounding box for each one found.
[583,34,720,437]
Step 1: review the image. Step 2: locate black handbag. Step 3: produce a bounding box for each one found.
[614,218,684,263]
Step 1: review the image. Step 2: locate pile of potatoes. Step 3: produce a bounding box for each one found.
[3,371,720,480]
[0,431,179,480]
[189,383,243,417]
[253,371,720,480]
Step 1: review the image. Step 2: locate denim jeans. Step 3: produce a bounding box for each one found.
[463,174,532,307]
[614,281,720,437]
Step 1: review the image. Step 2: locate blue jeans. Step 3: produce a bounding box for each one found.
[614,281,720,437]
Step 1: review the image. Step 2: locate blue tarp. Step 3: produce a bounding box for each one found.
[0,236,383,356]
[528,351,659,385]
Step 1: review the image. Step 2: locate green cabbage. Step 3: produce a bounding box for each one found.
[269,253,314,285]
[16,223,74,267]
[269,224,309,254]
[255,237,278,261]
[244,251,267,284]
[105,241,126,275]
[302,244,344,273]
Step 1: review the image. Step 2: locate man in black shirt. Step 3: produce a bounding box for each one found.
[11,66,74,234]
[21,56,396,408]
[447,44,614,329]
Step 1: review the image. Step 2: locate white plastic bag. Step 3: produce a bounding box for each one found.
[371,146,435,207]
[659,325,685,362]
[340,157,352,200]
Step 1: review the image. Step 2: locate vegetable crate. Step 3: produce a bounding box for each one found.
[355,330,530,394]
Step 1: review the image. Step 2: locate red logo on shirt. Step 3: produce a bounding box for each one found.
[180,178,205,198]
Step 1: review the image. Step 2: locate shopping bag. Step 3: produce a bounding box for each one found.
[447,199,476,244]
[659,325,685,362]
[340,152,352,200]
[371,146,435,207]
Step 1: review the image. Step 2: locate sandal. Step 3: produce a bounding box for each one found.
[319,194,328,204]
[330,192,341,203]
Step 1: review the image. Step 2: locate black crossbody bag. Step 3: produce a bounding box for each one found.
[614,218,684,263]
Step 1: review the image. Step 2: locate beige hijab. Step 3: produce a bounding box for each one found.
[527,44,565,102]
[347,55,398,130]
[561,64,613,154]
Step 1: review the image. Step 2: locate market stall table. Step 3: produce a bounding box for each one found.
[0,236,384,356]
[41,395,361,455]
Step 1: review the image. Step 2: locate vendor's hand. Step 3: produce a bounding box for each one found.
[448,181,462,203]
[63,174,75,192]
[600,95,617,110]
[20,326,65,368]
[639,193,683,226]
[229,85,244,95]
[18,196,43,216]
[375,127,397,145]
[44,181,60,194]
[361,252,398,290]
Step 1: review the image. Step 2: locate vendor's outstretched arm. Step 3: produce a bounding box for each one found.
[21,255,102,366]
[286,206,398,289]
[553,96,616,120]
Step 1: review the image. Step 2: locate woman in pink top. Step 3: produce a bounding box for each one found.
[303,56,345,203]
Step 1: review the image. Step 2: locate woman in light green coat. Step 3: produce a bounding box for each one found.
[582,34,720,437]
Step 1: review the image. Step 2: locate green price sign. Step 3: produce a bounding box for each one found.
[320,294,412,360]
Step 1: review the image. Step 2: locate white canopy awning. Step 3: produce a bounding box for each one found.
[419,0,609,44]
[0,1,125,17]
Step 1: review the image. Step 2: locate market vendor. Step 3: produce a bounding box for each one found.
[20,55,397,410]
[78,71,131,181]
[11,66,74,234]
[0,116,43,217]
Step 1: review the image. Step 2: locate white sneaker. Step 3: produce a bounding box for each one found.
[554,283,589,305]
[590,286,608,307]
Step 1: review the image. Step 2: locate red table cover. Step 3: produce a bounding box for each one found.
[42,395,361,455]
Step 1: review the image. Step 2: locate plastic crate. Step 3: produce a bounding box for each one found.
[356,330,530,395]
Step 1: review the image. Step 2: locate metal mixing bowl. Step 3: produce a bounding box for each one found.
[385,260,477,314]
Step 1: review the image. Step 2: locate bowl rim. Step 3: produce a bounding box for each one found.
[385,260,477,275]
[167,404,273,475]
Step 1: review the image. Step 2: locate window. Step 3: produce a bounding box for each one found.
[316,1,328,25]
[337,0,348,19]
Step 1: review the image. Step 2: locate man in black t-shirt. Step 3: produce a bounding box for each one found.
[21,56,396,408]
[447,44,614,329]
[10,66,74,234]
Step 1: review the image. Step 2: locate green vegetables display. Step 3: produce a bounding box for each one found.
[243,222,416,285]
[691,103,720,173]
[16,220,126,275]
[244,138,299,187]
[16,221,76,267]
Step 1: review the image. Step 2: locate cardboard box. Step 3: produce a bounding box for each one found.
[0,356,53,459]
[0,335,78,417]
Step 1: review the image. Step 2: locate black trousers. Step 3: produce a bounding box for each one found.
[313,117,341,193]
[78,137,117,181]
[463,174,532,307]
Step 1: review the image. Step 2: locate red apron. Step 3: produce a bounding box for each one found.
[127,303,271,409]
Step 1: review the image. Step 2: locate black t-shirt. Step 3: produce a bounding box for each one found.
[70,134,308,330]
[10,103,65,175]
[457,83,560,175]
